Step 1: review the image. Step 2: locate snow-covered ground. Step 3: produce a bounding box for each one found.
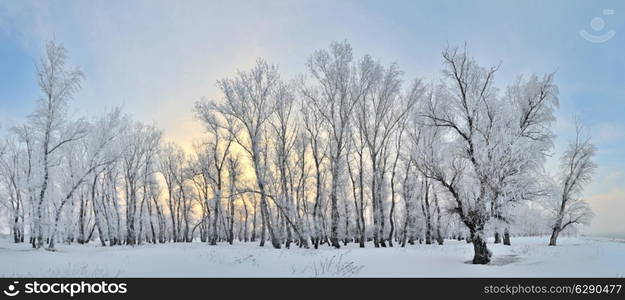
[1,236,623,277]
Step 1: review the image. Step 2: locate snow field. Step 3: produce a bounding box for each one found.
[1,236,623,277]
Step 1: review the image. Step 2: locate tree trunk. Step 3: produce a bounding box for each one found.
[388,184,396,247]
[343,198,350,246]
[126,182,137,246]
[251,198,257,242]
[549,227,560,246]
[357,152,366,248]
[259,205,266,247]
[137,197,146,245]
[91,175,107,247]
[13,216,22,243]
[371,169,380,248]
[242,198,249,242]
[228,193,235,245]
[421,180,432,245]
[261,194,281,248]
[503,228,511,246]
[209,190,220,245]
[78,193,87,244]
[470,230,491,264]
[434,193,444,246]
[329,160,341,249]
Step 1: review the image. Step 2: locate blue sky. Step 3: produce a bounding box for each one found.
[0,0,623,235]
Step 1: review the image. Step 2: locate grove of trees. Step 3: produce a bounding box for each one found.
[0,41,596,264]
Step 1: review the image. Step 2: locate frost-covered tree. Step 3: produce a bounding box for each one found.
[300,96,328,249]
[353,57,422,247]
[28,41,85,248]
[226,155,241,245]
[269,82,307,248]
[198,59,282,248]
[159,142,190,243]
[548,120,595,246]
[46,108,124,249]
[189,106,235,245]
[302,41,370,248]
[416,46,558,264]
[120,122,162,245]
[0,137,27,243]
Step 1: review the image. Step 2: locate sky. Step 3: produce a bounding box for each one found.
[0,0,623,236]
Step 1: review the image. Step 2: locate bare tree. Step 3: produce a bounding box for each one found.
[302,41,371,248]
[193,99,236,245]
[300,96,328,248]
[269,82,307,248]
[159,142,187,242]
[346,122,367,248]
[417,46,557,264]
[0,137,26,243]
[120,123,162,245]
[8,125,36,245]
[356,65,422,247]
[549,120,595,246]
[47,108,124,249]
[29,41,85,248]
[226,155,240,244]
[198,58,282,248]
